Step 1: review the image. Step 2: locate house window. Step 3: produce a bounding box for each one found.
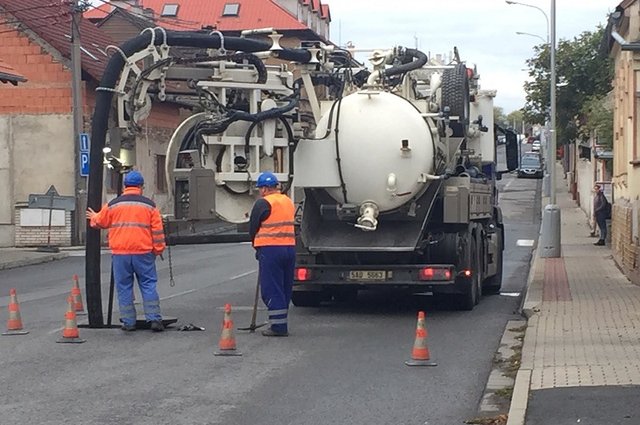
[156,155,167,193]
[222,3,240,16]
[161,4,179,17]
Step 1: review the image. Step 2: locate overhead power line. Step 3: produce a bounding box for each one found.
[0,12,72,36]
[0,11,73,30]
[0,1,72,15]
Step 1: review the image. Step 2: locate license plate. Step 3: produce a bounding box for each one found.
[348,270,386,281]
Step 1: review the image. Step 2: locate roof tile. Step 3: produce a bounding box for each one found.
[85,0,317,32]
[0,0,115,81]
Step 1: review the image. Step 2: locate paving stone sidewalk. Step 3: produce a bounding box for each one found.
[508,172,640,425]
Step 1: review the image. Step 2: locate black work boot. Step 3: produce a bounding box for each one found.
[594,240,605,246]
[150,320,164,332]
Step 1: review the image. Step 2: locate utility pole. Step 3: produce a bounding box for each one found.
[71,0,85,246]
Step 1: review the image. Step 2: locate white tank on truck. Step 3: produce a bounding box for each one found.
[295,91,436,229]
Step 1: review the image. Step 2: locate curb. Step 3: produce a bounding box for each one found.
[506,369,532,425]
[0,252,69,271]
[521,250,543,319]
[505,250,541,425]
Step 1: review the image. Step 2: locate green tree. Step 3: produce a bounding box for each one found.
[522,26,613,145]
[494,106,507,127]
[506,109,524,132]
[580,94,613,148]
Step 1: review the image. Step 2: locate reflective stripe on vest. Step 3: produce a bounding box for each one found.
[254,193,295,247]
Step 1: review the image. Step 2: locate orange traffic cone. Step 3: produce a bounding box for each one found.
[405,311,437,367]
[214,304,242,356]
[71,274,86,315]
[2,288,29,336]
[56,296,86,344]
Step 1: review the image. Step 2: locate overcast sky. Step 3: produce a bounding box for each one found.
[328,0,615,113]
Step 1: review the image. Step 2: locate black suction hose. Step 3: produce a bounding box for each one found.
[384,48,428,78]
[85,30,312,328]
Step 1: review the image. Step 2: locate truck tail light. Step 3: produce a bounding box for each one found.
[418,267,452,281]
[295,267,313,281]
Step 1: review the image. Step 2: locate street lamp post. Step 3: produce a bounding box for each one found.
[507,0,560,257]
[507,1,552,197]
[549,0,556,206]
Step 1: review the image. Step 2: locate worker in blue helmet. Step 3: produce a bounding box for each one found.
[86,170,166,332]
[249,171,296,337]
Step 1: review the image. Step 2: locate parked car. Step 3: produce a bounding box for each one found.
[531,140,541,152]
[518,154,543,179]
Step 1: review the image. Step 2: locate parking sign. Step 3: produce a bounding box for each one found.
[79,133,90,177]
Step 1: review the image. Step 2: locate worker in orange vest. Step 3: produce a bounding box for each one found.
[249,172,296,337]
[86,170,166,332]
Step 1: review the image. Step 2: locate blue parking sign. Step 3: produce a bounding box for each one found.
[79,133,90,152]
[80,152,90,176]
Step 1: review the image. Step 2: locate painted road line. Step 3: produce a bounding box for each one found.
[516,239,535,247]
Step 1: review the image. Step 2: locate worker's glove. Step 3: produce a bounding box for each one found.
[178,323,205,331]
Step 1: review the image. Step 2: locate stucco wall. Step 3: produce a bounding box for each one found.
[0,114,74,247]
[576,158,594,218]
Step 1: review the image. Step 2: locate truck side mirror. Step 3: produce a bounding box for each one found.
[505,133,519,172]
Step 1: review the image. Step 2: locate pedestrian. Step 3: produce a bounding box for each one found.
[592,184,609,246]
[86,170,166,332]
[249,172,296,337]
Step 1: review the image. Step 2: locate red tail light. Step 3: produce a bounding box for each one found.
[295,267,313,281]
[463,269,472,277]
[418,267,452,281]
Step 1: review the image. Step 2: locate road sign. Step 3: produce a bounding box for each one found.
[80,152,90,177]
[79,133,90,152]
[28,185,76,211]
[79,133,90,177]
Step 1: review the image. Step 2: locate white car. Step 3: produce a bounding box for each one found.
[531,140,541,152]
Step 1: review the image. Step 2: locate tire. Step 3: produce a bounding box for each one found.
[291,291,322,307]
[458,237,479,311]
[483,228,503,294]
[441,63,470,138]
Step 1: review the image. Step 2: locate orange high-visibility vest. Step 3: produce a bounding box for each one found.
[254,193,295,247]
[89,187,166,255]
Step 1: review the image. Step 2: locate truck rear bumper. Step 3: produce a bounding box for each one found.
[293,264,467,294]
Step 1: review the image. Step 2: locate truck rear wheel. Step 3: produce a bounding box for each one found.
[458,237,479,311]
[291,291,322,307]
[483,228,503,294]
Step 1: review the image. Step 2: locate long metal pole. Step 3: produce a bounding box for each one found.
[71,0,84,246]
[550,0,556,204]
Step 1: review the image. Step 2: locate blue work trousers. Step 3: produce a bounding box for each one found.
[257,246,295,333]
[112,253,162,326]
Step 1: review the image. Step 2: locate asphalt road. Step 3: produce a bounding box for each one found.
[0,171,540,425]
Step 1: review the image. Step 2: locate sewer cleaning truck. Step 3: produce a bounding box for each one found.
[87,30,515,318]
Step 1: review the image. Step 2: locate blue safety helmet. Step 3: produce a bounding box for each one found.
[256,172,279,188]
[123,170,144,187]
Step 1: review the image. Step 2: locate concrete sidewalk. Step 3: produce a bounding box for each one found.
[0,247,70,270]
[507,169,640,424]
